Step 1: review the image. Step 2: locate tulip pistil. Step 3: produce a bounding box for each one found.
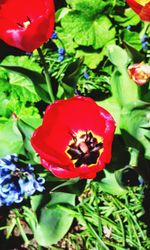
[66,131,103,167]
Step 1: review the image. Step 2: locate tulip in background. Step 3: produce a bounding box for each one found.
[128,62,150,85]
[126,0,150,21]
[31,96,116,179]
[0,0,55,52]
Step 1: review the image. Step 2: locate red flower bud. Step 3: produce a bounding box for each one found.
[31,96,116,179]
[0,0,55,52]
[128,63,150,85]
[126,0,150,22]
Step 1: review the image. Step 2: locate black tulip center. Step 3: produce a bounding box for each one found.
[67,131,103,167]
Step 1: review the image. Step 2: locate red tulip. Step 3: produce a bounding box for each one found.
[126,0,150,21]
[0,0,55,52]
[31,96,116,179]
[128,62,150,85]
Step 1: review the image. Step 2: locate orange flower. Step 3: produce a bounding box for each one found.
[128,62,150,85]
[126,0,150,21]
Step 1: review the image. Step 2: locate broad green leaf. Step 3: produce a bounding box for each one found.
[66,0,112,14]
[1,65,40,103]
[17,119,37,158]
[123,30,142,51]
[55,27,78,54]
[76,49,105,69]
[1,55,41,72]
[0,68,9,91]
[123,41,145,63]
[110,69,139,106]
[62,58,83,85]
[0,117,23,157]
[97,97,121,134]
[33,192,76,247]
[114,8,140,26]
[61,14,115,50]
[56,7,70,22]
[17,106,42,128]
[1,55,50,103]
[16,106,42,158]
[0,93,11,117]
[120,101,150,159]
[97,170,127,195]
[107,46,139,106]
[107,45,129,67]
[61,58,83,97]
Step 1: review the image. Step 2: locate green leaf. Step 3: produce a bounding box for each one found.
[33,192,76,247]
[120,101,150,160]
[0,65,40,102]
[0,117,23,157]
[107,45,129,67]
[61,13,115,50]
[97,97,121,134]
[76,49,105,69]
[62,58,83,97]
[123,41,145,63]
[63,58,83,85]
[55,27,78,54]
[1,55,41,71]
[0,93,11,117]
[123,30,142,51]
[0,55,50,103]
[114,8,140,26]
[0,68,10,91]
[17,106,42,128]
[111,70,139,106]
[107,46,139,106]
[97,170,127,195]
[66,0,111,12]
[16,107,42,158]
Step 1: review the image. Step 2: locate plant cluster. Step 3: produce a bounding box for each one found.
[0,0,149,249]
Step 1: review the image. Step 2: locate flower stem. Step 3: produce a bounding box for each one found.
[37,47,55,102]
[16,217,29,246]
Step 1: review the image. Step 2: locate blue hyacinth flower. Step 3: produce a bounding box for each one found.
[51,31,58,39]
[0,154,45,206]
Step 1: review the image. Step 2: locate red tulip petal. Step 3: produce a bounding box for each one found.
[31,96,116,179]
[126,0,150,21]
[126,0,143,14]
[0,0,55,51]
[140,3,150,21]
[42,158,104,179]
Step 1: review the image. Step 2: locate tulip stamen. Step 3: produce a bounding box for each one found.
[17,23,24,28]
[17,16,31,29]
[66,131,103,168]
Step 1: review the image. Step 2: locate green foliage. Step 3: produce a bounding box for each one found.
[123,30,142,50]
[121,101,150,160]
[0,55,52,103]
[96,170,127,195]
[114,8,140,26]
[0,117,23,157]
[62,58,83,97]
[61,15,115,50]
[107,45,139,105]
[0,0,150,249]
[31,192,76,247]
[55,0,117,68]
[59,182,149,250]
